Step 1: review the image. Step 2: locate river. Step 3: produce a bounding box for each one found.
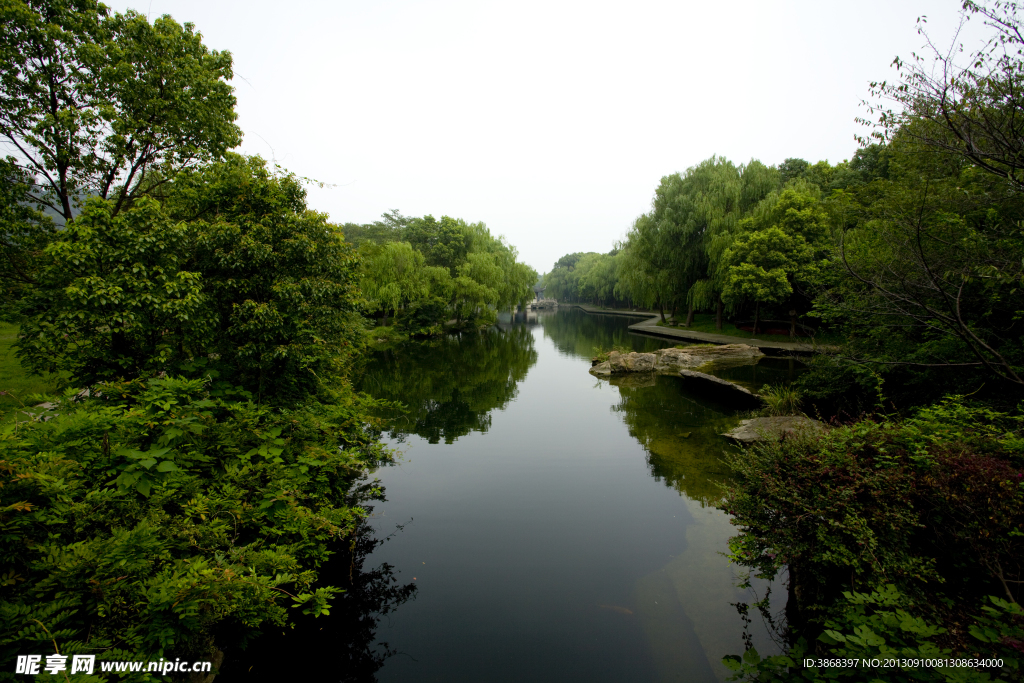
[223,308,797,682]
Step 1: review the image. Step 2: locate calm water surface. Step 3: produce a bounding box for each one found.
[221,309,794,682]
[359,309,792,682]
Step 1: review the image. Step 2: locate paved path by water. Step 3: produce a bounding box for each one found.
[567,303,826,355]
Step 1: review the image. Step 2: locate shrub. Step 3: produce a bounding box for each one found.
[760,384,803,416]
[722,396,1024,644]
[0,376,387,670]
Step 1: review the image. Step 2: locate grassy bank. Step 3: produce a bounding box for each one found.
[0,323,57,419]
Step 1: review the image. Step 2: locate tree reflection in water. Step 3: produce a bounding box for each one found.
[539,308,669,359]
[610,374,739,505]
[216,476,417,682]
[359,326,539,443]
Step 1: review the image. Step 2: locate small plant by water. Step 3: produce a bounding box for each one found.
[760,383,802,416]
[592,344,632,362]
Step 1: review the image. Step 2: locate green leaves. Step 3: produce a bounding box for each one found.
[16,197,208,385]
[241,427,287,464]
[0,2,240,223]
[0,374,389,667]
[722,190,829,310]
[113,446,178,496]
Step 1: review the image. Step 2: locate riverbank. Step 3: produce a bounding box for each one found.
[564,304,827,354]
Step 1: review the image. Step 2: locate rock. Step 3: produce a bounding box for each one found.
[680,344,764,370]
[589,344,763,377]
[721,416,828,444]
[677,370,762,409]
[653,347,693,372]
[610,350,657,373]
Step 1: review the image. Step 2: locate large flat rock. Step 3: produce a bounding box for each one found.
[589,344,763,377]
[721,416,827,444]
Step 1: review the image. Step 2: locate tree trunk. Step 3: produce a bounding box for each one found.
[789,309,797,339]
[658,301,666,323]
[685,302,694,327]
[752,301,760,338]
[670,303,678,323]
[715,296,724,330]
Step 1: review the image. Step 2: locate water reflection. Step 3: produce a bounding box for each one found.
[610,375,738,506]
[359,326,538,443]
[538,308,672,359]
[349,310,791,681]
[709,356,804,391]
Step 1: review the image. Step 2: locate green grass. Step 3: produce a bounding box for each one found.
[0,323,59,419]
[658,313,843,345]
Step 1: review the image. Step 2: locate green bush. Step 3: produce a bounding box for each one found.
[724,587,1023,682]
[722,396,1024,648]
[760,384,803,416]
[0,376,387,672]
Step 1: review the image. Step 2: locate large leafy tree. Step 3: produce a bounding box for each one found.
[0,0,240,222]
[616,157,779,326]
[723,189,828,335]
[166,155,365,400]
[815,0,1024,393]
[17,155,365,402]
[16,196,207,384]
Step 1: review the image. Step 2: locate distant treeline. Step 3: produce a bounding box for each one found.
[543,152,884,327]
[341,211,537,335]
[544,134,1024,412]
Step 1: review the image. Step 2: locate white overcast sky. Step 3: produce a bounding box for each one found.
[108,0,984,273]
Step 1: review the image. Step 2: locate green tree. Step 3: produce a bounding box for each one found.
[722,189,828,335]
[0,2,240,222]
[360,241,428,326]
[618,157,780,326]
[722,227,817,335]
[452,251,502,325]
[17,155,365,402]
[405,215,471,274]
[16,196,207,385]
[864,1,1024,192]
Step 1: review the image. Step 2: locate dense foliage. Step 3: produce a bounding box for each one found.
[14,155,365,404]
[344,211,537,334]
[722,398,1024,680]
[0,376,388,669]
[0,2,420,677]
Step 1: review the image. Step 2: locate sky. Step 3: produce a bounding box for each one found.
[106,0,986,273]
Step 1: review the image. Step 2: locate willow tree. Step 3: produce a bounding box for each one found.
[687,158,780,329]
[615,167,713,322]
[616,157,781,328]
[575,252,620,306]
[485,236,538,314]
[617,215,671,319]
[360,241,427,326]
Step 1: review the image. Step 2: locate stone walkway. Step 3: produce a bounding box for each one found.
[568,303,828,355]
